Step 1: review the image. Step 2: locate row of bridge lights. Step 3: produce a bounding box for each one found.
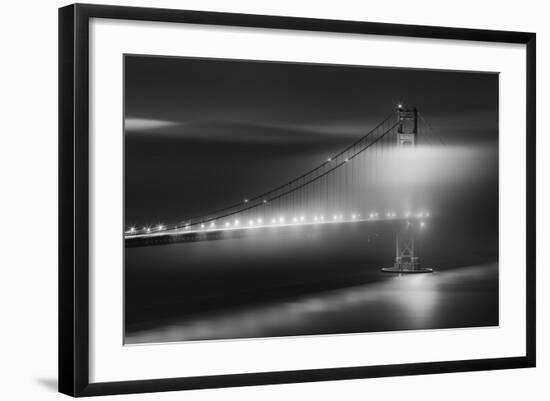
[126,210,430,235]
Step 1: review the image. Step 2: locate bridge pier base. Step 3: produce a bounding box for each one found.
[381,230,433,273]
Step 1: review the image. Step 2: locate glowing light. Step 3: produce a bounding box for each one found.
[333,215,337,220]
[344,158,349,162]
[369,213,373,218]
[352,214,357,219]
[271,218,277,224]
[293,217,298,223]
[420,221,426,228]
[210,222,215,228]
[248,220,254,226]
[244,199,249,203]
[257,218,262,224]
[145,227,151,233]
[157,224,164,230]
[320,216,324,221]
[225,222,230,228]
[200,224,205,229]
[327,157,332,162]
[386,212,391,217]
[263,199,267,203]
[397,103,403,108]
[129,227,135,232]
[234,219,240,226]
[300,216,305,222]
[279,217,285,223]
[405,211,411,217]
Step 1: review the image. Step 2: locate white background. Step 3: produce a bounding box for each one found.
[0,0,547,399]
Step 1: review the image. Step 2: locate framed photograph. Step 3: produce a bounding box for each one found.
[59,3,536,397]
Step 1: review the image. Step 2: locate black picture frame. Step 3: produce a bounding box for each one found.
[59,3,536,397]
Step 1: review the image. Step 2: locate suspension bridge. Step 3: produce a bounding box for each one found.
[125,105,438,273]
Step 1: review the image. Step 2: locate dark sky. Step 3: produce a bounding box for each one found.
[124,55,498,228]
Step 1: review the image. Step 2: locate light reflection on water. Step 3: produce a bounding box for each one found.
[126,263,497,344]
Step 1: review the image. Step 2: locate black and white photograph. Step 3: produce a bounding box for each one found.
[123,55,499,344]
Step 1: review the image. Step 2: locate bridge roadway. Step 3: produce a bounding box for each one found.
[125,212,429,248]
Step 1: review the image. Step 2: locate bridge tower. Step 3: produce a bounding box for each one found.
[396,105,418,146]
[382,105,432,273]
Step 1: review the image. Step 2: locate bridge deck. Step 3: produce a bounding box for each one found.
[125,214,427,247]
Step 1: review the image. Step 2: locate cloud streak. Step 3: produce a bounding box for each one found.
[125,118,179,132]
